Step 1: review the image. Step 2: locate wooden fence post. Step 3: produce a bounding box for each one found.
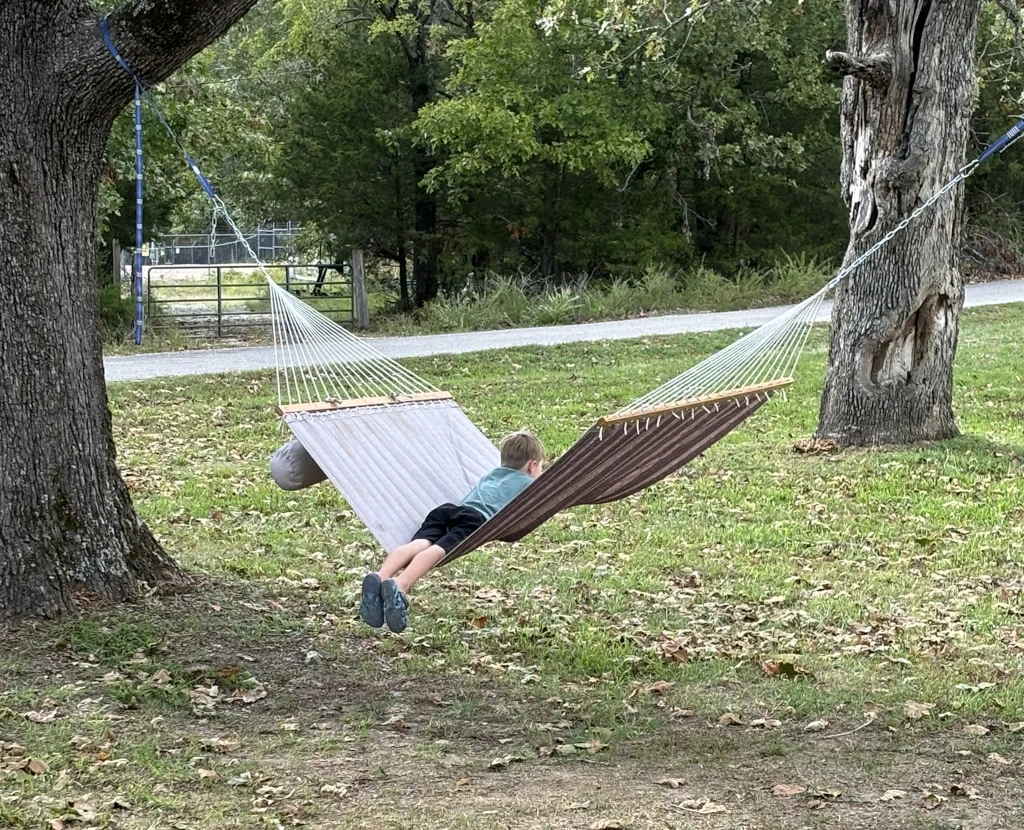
[112,239,122,291]
[351,248,370,329]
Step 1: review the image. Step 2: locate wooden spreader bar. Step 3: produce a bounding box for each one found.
[596,378,794,427]
[277,390,453,416]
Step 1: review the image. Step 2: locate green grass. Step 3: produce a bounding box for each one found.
[5,303,1024,829]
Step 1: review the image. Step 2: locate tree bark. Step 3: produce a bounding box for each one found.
[816,0,981,446]
[410,64,440,307]
[0,0,255,618]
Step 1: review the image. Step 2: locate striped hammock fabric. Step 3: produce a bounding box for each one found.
[439,381,787,564]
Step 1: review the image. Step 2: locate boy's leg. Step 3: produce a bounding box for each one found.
[360,539,432,628]
[377,539,433,580]
[381,544,446,633]
[393,544,447,594]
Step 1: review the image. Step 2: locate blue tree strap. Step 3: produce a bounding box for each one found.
[134,83,144,345]
[100,15,218,200]
[979,117,1024,164]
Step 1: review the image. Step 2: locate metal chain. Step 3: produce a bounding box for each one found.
[824,160,980,291]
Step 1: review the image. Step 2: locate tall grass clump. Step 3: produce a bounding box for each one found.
[380,256,832,335]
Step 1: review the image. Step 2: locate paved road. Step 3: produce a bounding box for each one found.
[104,279,1024,383]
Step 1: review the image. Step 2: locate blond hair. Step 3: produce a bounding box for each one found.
[499,431,545,470]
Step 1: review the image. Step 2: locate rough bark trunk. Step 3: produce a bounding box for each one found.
[816,0,981,446]
[411,79,439,307]
[0,0,255,618]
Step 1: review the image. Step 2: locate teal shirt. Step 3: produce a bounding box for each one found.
[459,466,534,520]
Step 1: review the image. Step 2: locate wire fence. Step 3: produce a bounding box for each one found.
[143,223,306,266]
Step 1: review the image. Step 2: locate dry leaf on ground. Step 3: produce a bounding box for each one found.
[903,701,935,720]
[677,799,729,815]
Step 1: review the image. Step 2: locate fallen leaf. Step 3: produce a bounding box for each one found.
[772,783,806,798]
[904,701,935,721]
[879,789,907,802]
[659,641,690,663]
[23,708,61,724]
[963,724,990,737]
[69,799,96,820]
[227,771,252,787]
[589,820,629,830]
[644,681,675,696]
[750,718,782,729]
[228,687,266,705]
[1007,722,1024,733]
[150,669,172,685]
[489,754,528,770]
[567,801,590,811]
[657,778,686,789]
[804,720,829,733]
[18,757,48,776]
[922,792,948,809]
[718,712,743,727]
[320,784,349,796]
[200,737,240,753]
[196,768,218,780]
[987,753,1013,766]
[950,784,981,799]
[471,616,488,629]
[678,799,729,815]
[762,661,808,679]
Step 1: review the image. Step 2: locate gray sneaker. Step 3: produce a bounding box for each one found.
[359,573,384,628]
[381,579,409,633]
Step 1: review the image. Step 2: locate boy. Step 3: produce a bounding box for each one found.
[360,430,545,633]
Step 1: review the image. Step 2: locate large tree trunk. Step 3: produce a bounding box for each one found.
[411,68,440,307]
[816,0,981,446]
[0,0,255,618]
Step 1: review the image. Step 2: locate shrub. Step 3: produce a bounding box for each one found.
[99,282,135,341]
[523,286,582,326]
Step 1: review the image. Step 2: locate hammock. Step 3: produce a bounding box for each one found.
[266,273,828,562]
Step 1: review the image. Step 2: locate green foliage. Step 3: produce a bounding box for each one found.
[405,258,829,333]
[96,0,1024,310]
[273,2,419,265]
[98,283,135,341]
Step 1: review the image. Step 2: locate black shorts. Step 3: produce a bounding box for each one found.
[412,503,486,553]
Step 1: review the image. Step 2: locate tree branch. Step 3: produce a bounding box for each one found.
[825,50,894,87]
[84,0,258,112]
[994,0,1024,55]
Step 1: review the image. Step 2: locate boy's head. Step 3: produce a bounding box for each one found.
[499,431,545,479]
